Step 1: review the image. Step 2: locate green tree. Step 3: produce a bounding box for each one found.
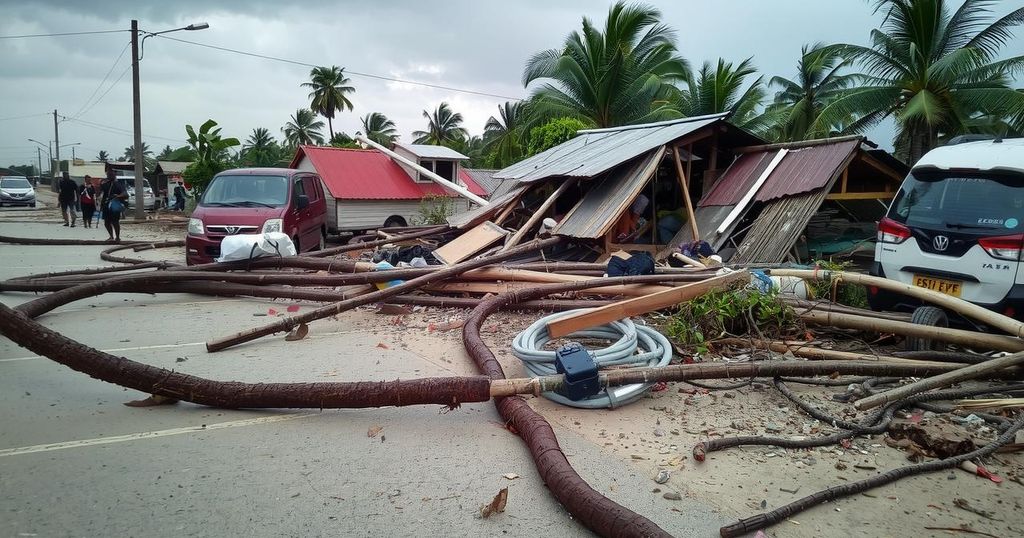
[181,119,240,198]
[817,0,1024,163]
[412,102,468,146]
[523,1,690,128]
[527,117,589,156]
[359,112,398,146]
[240,127,285,167]
[96,150,109,162]
[769,44,856,141]
[302,65,355,139]
[674,57,776,136]
[123,142,155,170]
[156,144,174,160]
[329,132,360,149]
[483,101,528,168]
[282,108,326,147]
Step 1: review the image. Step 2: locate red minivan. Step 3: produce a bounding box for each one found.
[186,168,327,265]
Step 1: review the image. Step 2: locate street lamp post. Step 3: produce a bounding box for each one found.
[131,19,209,220]
[27,139,52,179]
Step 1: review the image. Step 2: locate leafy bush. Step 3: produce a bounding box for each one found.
[416,194,455,225]
[665,287,799,354]
[808,259,869,308]
[527,117,589,156]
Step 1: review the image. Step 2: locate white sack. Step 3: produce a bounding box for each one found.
[217,232,296,262]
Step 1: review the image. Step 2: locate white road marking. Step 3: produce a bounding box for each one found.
[0,413,317,457]
[0,329,364,362]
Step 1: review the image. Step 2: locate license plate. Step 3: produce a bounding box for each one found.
[913,274,962,297]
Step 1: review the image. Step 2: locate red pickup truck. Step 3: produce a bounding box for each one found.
[186,168,327,265]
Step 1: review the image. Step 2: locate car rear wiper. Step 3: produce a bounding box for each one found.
[946,223,998,230]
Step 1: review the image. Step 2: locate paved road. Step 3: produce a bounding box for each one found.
[0,219,726,537]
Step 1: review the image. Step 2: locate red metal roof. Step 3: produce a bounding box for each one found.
[290,146,486,200]
[698,139,861,207]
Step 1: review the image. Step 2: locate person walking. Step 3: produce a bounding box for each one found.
[173,182,186,211]
[79,176,98,228]
[100,170,127,242]
[57,172,78,227]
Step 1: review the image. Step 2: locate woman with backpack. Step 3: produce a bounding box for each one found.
[79,176,98,228]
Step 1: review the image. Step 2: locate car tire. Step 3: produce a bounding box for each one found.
[384,216,406,228]
[292,235,301,253]
[905,306,949,351]
[316,231,326,251]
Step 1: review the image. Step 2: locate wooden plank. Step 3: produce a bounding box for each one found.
[546,270,749,338]
[672,146,700,241]
[425,280,666,298]
[432,221,508,265]
[825,191,897,200]
[502,178,575,251]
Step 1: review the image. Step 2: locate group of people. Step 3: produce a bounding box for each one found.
[57,170,127,242]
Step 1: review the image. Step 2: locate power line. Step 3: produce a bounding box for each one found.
[72,65,132,120]
[153,34,522,101]
[0,29,128,39]
[62,116,186,144]
[0,113,50,122]
[69,40,132,120]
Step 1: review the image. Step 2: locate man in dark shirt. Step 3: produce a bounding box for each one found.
[57,172,78,227]
[100,170,127,241]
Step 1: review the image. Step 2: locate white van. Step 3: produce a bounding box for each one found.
[869,137,1024,345]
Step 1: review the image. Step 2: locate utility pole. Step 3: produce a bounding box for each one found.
[36,147,42,179]
[131,19,145,220]
[52,109,60,179]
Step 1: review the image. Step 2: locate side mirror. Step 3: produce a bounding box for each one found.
[296,194,310,210]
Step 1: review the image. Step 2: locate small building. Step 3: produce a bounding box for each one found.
[67,160,108,187]
[153,161,191,194]
[290,145,487,233]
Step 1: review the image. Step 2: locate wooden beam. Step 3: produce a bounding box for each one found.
[709,130,719,171]
[425,280,670,298]
[493,188,526,226]
[546,270,748,338]
[856,150,905,183]
[672,146,700,241]
[501,179,575,251]
[825,191,897,200]
[840,168,849,194]
[432,221,508,264]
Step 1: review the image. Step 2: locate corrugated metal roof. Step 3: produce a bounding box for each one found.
[553,148,664,239]
[292,146,485,200]
[156,161,191,174]
[494,113,728,183]
[698,138,860,207]
[446,186,525,229]
[462,168,501,195]
[730,188,833,264]
[393,143,469,160]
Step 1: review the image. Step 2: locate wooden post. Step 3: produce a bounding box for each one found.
[672,146,700,241]
[501,179,575,252]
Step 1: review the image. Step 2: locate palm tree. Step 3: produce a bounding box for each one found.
[769,44,856,141]
[96,150,109,162]
[483,101,527,168]
[412,102,468,146]
[674,57,775,136]
[123,142,151,162]
[241,127,283,167]
[282,108,326,147]
[522,1,690,128]
[817,0,1024,163]
[301,65,355,139]
[359,112,398,147]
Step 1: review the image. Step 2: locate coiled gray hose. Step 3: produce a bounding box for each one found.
[511,310,673,408]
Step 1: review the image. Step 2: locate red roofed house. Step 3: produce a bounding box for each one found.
[290,143,487,233]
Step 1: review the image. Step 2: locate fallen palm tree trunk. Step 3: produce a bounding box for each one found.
[854,350,1024,410]
[206,237,562,352]
[712,338,965,367]
[101,241,185,264]
[0,235,128,245]
[771,268,1024,338]
[799,309,1024,352]
[309,225,449,258]
[783,298,912,322]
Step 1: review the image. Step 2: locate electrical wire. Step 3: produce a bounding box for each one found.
[61,117,186,144]
[0,113,50,122]
[153,34,523,101]
[511,311,673,409]
[68,40,132,120]
[69,65,131,120]
[0,30,128,39]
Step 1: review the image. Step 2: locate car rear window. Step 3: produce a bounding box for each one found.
[888,171,1024,234]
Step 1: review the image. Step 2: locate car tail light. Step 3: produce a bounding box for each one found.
[1004,306,1016,318]
[877,217,911,244]
[979,234,1024,261]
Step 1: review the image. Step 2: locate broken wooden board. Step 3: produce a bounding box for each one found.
[546,270,748,338]
[432,221,508,265]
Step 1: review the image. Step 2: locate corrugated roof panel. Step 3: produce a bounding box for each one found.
[753,139,860,202]
[295,146,485,200]
[731,188,833,263]
[553,148,664,239]
[393,143,469,160]
[494,114,727,182]
[698,151,777,207]
[462,169,501,194]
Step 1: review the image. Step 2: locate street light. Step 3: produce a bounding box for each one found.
[131,19,209,220]
[28,139,51,178]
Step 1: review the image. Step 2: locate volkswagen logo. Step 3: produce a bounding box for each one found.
[224,226,239,234]
[933,235,950,251]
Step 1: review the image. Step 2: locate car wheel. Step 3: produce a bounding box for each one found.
[905,306,949,351]
[317,231,326,251]
[383,216,406,228]
[292,235,301,253]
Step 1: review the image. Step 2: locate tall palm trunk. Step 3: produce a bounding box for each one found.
[327,117,334,139]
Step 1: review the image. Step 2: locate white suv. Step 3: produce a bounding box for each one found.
[870,137,1024,341]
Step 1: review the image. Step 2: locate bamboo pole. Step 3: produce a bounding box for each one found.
[672,146,700,241]
[771,269,1024,339]
[205,237,561,352]
[713,338,963,367]
[501,179,575,252]
[854,351,1024,410]
[799,310,1024,352]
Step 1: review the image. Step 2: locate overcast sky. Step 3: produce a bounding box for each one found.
[1,0,1022,169]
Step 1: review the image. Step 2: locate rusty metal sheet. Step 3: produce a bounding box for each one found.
[753,139,860,202]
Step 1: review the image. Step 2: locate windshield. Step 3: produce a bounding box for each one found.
[889,170,1024,234]
[200,175,288,208]
[0,177,32,189]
